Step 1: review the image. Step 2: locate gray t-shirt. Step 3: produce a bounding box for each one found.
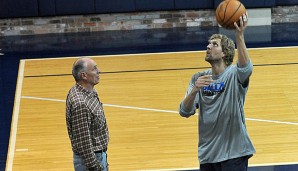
[179,60,256,164]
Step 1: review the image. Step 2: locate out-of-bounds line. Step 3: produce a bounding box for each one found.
[136,162,298,171]
[250,161,298,167]
[246,118,298,125]
[20,96,298,126]
[136,167,199,171]
[6,60,25,171]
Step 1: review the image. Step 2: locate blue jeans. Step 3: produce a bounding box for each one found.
[73,151,108,171]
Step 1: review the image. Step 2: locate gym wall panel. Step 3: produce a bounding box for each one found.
[276,0,298,5]
[39,0,56,16]
[1,0,294,20]
[95,0,135,13]
[0,1,9,18]
[135,0,174,11]
[175,0,213,9]
[0,0,38,18]
[55,0,95,15]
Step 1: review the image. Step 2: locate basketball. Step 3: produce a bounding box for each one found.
[216,0,247,29]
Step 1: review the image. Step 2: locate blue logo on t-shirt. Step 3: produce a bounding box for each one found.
[202,82,225,96]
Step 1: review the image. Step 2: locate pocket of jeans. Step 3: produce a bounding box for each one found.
[95,152,103,162]
[73,154,85,170]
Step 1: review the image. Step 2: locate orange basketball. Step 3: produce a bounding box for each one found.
[216,0,246,29]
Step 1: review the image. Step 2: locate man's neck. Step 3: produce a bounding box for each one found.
[77,82,93,91]
[211,62,227,76]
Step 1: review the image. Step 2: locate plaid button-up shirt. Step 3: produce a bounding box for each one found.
[66,83,109,170]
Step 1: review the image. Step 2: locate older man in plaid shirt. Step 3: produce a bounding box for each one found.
[66,57,109,171]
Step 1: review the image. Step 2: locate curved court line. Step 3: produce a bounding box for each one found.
[21,95,298,126]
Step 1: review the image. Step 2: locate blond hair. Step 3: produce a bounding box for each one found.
[209,34,235,66]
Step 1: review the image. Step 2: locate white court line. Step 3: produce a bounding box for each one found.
[136,167,199,171]
[15,94,298,171]
[246,118,298,126]
[23,46,298,61]
[15,149,28,152]
[249,161,298,167]
[21,95,298,126]
[102,103,177,114]
[6,60,25,171]
[9,47,298,171]
[137,161,298,171]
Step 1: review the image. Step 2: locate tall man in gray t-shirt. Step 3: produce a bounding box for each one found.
[179,13,255,171]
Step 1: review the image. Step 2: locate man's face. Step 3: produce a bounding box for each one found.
[84,59,100,86]
[205,38,225,63]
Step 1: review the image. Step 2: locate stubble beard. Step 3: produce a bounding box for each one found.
[205,56,222,65]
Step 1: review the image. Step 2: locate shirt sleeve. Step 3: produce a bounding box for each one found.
[71,102,102,170]
[237,59,253,85]
[178,75,197,117]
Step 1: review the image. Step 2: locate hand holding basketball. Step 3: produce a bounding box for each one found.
[234,13,248,32]
[216,0,247,29]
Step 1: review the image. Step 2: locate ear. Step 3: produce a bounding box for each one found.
[80,72,87,80]
[221,51,225,58]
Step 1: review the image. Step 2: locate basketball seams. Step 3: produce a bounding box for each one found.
[222,3,242,29]
[216,0,246,29]
[216,4,223,22]
[222,0,231,23]
[216,0,230,26]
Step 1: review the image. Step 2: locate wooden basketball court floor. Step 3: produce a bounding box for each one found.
[6,47,298,171]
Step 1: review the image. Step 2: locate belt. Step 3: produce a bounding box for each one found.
[95,148,107,153]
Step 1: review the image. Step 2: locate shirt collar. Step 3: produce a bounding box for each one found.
[75,83,98,97]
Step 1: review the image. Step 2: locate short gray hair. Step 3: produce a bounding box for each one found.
[72,59,87,82]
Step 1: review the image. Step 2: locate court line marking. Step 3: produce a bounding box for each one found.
[14,94,298,170]
[250,162,298,167]
[20,95,298,126]
[23,62,298,78]
[9,43,298,171]
[15,149,28,152]
[6,60,25,171]
[23,46,298,61]
[135,162,298,171]
[136,167,199,171]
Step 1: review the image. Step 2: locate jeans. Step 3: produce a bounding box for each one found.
[73,151,108,171]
